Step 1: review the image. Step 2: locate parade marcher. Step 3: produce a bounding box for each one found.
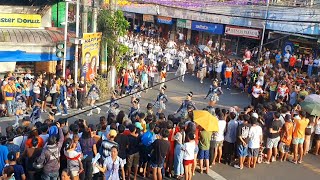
[77,76,87,110]
[159,67,167,90]
[175,57,187,82]
[86,80,101,116]
[30,99,42,124]
[130,77,142,103]
[251,82,264,107]
[107,90,120,116]
[175,92,196,119]
[205,79,223,107]
[128,98,140,120]
[153,85,168,115]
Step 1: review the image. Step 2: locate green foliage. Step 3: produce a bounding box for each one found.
[87,75,110,101]
[97,9,130,70]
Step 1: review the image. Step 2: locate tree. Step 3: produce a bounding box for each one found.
[97,9,130,72]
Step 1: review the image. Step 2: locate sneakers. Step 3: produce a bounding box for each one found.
[272,157,276,162]
[97,107,101,114]
[62,113,68,116]
[87,112,92,116]
[234,164,243,169]
[55,112,62,116]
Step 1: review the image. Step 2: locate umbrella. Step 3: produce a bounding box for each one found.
[300,94,320,116]
[198,45,211,54]
[193,110,219,132]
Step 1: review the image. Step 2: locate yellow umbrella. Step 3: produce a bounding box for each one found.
[193,110,219,132]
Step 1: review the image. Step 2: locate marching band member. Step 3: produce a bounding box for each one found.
[154,85,168,114]
[175,92,197,119]
[205,79,223,106]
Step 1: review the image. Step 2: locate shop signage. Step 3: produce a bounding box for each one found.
[0,13,41,28]
[191,21,224,34]
[157,16,173,25]
[225,26,261,39]
[81,32,102,81]
[177,19,192,29]
[143,14,154,22]
[124,12,134,19]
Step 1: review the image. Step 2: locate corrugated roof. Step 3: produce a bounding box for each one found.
[0,28,75,45]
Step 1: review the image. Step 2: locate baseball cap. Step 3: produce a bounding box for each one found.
[251,112,259,119]
[135,122,143,130]
[108,129,117,138]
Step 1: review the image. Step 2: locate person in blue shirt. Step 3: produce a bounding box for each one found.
[55,80,68,116]
[275,51,282,65]
[7,151,26,180]
[140,122,156,178]
[0,144,9,176]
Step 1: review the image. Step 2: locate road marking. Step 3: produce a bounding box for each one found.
[301,161,320,174]
[207,169,227,180]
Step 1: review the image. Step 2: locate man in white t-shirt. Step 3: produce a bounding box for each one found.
[215,60,224,82]
[248,118,263,168]
[283,50,291,70]
[210,113,226,166]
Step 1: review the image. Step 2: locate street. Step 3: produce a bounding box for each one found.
[1,73,319,180]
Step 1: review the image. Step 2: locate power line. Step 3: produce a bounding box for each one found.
[1,1,319,143]
[129,1,320,23]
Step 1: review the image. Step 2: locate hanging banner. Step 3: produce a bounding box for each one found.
[177,19,192,29]
[157,16,173,25]
[0,13,41,28]
[81,32,102,81]
[225,25,261,39]
[191,21,224,34]
[143,14,154,22]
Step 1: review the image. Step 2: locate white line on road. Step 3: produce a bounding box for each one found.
[207,169,227,180]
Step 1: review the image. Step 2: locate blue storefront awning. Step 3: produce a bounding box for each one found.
[0,48,75,62]
[191,21,224,34]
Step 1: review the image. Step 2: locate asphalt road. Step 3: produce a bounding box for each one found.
[1,73,319,180]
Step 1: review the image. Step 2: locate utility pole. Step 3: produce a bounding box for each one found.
[82,0,88,33]
[109,0,117,89]
[92,0,98,33]
[258,0,270,63]
[62,0,70,78]
[74,0,80,108]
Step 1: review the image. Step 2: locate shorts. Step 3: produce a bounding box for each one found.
[214,140,223,148]
[194,145,199,154]
[248,148,259,157]
[71,171,79,177]
[292,138,304,145]
[237,145,248,157]
[198,149,210,160]
[150,160,164,169]
[183,159,194,166]
[127,152,140,169]
[279,142,290,153]
[314,134,320,141]
[266,137,280,149]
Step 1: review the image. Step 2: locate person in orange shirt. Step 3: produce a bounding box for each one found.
[279,114,294,162]
[225,63,233,90]
[289,54,297,72]
[25,127,44,149]
[292,111,309,164]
